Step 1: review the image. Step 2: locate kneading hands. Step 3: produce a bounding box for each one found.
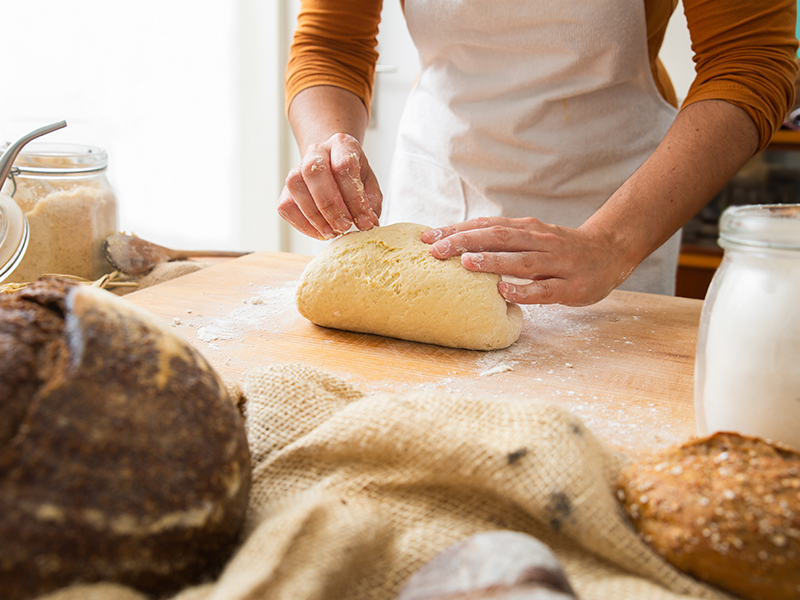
[422,218,627,307]
[279,87,759,307]
[280,142,629,307]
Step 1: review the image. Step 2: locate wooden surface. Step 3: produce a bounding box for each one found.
[125,251,705,458]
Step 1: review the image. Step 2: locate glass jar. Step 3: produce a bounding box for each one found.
[694,204,800,449]
[0,192,29,283]
[0,143,118,283]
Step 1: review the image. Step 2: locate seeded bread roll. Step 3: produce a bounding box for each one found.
[0,279,251,600]
[616,431,800,600]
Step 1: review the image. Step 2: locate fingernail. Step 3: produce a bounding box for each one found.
[502,283,516,295]
[368,208,380,226]
[334,218,351,233]
[355,214,373,230]
[465,252,483,264]
[432,239,451,255]
[426,229,443,242]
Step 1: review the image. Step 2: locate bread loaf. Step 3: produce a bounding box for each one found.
[397,531,577,599]
[0,279,251,600]
[616,431,800,600]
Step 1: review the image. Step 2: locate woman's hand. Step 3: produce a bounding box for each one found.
[420,102,761,307]
[278,133,382,240]
[421,217,633,306]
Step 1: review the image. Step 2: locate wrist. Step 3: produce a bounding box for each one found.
[288,85,369,153]
[578,215,644,290]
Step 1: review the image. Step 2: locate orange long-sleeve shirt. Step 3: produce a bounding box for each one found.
[286,0,798,152]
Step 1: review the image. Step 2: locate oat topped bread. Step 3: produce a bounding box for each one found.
[616,431,800,600]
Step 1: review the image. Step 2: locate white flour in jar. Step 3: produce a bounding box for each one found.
[698,253,800,448]
[3,175,117,283]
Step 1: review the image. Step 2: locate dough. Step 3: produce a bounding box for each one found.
[296,223,523,350]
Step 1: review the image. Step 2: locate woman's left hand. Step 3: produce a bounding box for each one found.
[421,217,634,306]
[419,101,764,307]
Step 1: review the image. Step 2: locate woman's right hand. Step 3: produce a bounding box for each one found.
[278,133,382,239]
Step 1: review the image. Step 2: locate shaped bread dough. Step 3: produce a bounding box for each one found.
[296,223,523,350]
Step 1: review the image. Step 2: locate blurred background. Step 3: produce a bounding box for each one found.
[0,0,696,256]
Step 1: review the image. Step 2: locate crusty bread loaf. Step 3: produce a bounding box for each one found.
[0,279,251,600]
[616,431,800,600]
[397,531,577,599]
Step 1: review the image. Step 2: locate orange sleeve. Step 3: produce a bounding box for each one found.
[681,0,798,151]
[285,0,383,116]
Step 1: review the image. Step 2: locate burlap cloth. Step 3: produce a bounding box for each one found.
[37,364,735,600]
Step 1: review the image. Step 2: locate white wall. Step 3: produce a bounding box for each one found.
[660,1,695,103]
[239,1,291,253]
[0,0,286,253]
[1,1,695,256]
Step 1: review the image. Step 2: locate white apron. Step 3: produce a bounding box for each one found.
[383,0,681,295]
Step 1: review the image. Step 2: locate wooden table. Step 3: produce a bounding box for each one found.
[125,252,704,458]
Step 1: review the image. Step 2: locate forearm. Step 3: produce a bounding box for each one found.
[287,85,370,153]
[583,99,760,270]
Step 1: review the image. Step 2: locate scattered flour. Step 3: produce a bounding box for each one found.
[181,284,685,455]
[197,319,237,343]
[479,363,515,377]
[193,280,298,345]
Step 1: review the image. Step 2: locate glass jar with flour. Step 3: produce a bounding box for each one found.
[0,143,118,283]
[694,204,800,449]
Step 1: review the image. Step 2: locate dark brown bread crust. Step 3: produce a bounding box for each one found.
[0,279,251,600]
[616,431,800,600]
[0,279,70,450]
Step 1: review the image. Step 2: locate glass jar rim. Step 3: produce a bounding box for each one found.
[0,194,30,282]
[2,142,108,174]
[718,204,800,250]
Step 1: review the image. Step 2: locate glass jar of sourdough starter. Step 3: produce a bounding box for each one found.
[694,204,800,449]
[0,143,118,283]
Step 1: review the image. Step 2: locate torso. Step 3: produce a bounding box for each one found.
[384,0,681,294]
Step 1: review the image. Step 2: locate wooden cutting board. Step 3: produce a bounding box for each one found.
[125,251,705,457]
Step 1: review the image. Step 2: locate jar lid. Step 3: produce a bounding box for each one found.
[7,142,108,175]
[719,204,800,250]
[0,194,29,283]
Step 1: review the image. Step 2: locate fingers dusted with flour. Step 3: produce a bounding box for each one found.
[279,134,381,239]
[422,217,632,307]
[280,85,383,239]
[330,137,382,231]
